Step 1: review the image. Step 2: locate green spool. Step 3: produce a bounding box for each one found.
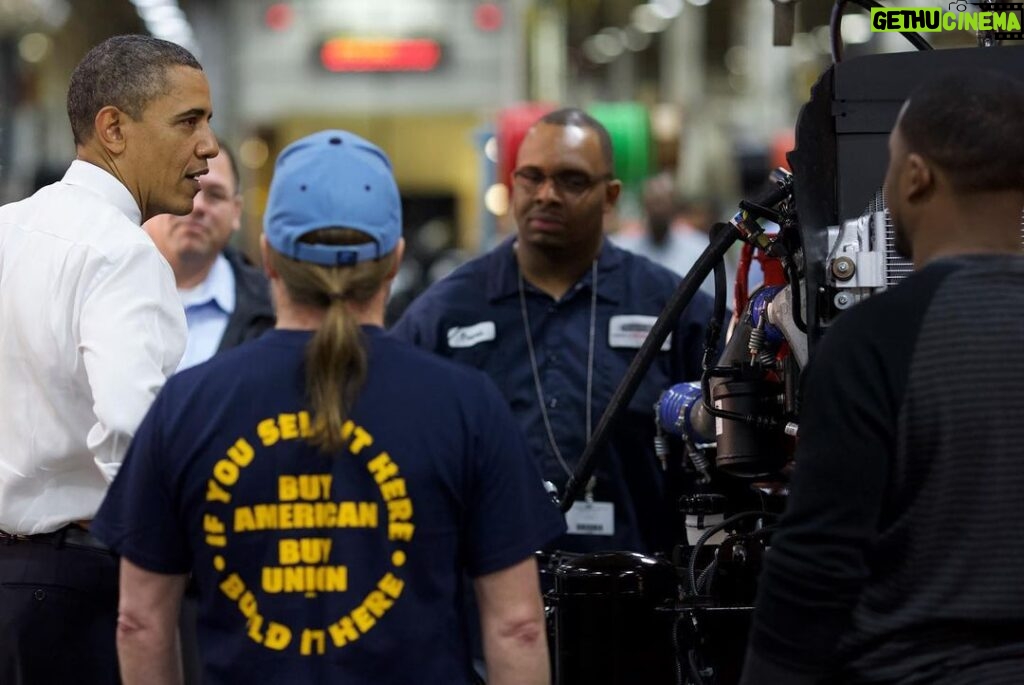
[587,102,652,189]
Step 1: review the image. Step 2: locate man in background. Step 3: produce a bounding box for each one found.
[611,171,763,306]
[740,70,1024,684]
[392,108,716,556]
[145,141,273,370]
[612,172,716,293]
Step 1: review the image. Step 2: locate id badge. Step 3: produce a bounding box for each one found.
[565,501,615,536]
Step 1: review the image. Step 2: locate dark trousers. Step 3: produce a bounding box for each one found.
[0,530,120,685]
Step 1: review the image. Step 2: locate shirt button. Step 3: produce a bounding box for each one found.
[548,397,558,409]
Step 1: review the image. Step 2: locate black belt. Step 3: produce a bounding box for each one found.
[0,524,112,553]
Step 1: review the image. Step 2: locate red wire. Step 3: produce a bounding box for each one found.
[734,242,754,318]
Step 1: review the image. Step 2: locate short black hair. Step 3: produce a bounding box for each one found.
[67,34,203,146]
[899,70,1024,193]
[537,107,615,173]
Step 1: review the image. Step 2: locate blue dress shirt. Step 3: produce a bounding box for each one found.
[177,254,235,371]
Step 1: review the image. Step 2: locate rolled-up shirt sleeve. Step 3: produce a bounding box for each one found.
[80,244,186,482]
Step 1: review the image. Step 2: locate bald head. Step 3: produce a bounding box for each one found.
[535,108,615,173]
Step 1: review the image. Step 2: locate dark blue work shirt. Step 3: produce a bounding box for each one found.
[93,327,565,685]
[391,238,716,554]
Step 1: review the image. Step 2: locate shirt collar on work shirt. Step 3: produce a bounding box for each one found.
[486,236,626,305]
[61,159,142,226]
[178,253,236,314]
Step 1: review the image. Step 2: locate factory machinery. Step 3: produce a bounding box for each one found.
[542,4,1024,682]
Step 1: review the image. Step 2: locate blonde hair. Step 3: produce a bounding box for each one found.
[266,228,397,451]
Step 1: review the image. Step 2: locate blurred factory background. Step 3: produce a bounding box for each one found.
[0,0,977,312]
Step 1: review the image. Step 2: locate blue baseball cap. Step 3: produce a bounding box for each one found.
[264,130,402,266]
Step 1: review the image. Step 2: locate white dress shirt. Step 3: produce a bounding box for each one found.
[0,160,186,534]
[177,253,235,371]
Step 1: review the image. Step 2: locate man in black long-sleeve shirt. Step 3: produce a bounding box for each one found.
[740,71,1024,685]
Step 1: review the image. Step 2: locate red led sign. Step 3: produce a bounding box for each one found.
[320,38,442,72]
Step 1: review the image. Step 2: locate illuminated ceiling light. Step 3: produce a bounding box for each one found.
[18,32,51,63]
[687,0,711,7]
[484,183,509,216]
[264,3,294,31]
[597,27,627,55]
[484,137,498,163]
[139,4,185,23]
[239,137,270,170]
[593,35,623,59]
[623,25,652,52]
[474,2,504,32]
[631,4,671,33]
[582,35,614,63]
[651,0,684,20]
[35,0,70,29]
[591,27,625,60]
[841,14,872,44]
[152,17,190,34]
[129,0,198,55]
[650,104,682,141]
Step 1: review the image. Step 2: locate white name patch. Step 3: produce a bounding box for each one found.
[608,315,671,351]
[446,321,497,349]
[565,501,615,536]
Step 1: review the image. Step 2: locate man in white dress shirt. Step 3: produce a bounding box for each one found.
[0,34,218,684]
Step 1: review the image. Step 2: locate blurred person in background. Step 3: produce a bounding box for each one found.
[612,171,762,307]
[145,141,274,371]
[0,35,217,684]
[612,171,716,293]
[93,130,563,685]
[392,108,716,557]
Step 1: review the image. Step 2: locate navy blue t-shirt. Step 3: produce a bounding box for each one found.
[391,238,716,554]
[93,327,565,685]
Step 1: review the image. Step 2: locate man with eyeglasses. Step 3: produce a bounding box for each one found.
[391,108,715,557]
[145,141,275,372]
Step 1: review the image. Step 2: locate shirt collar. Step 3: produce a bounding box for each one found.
[179,254,236,314]
[61,160,142,225]
[486,235,626,305]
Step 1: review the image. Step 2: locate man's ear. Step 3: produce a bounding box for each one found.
[604,179,623,212]
[260,234,278,279]
[904,153,935,203]
[94,106,129,155]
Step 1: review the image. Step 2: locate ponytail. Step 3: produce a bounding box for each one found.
[266,228,397,451]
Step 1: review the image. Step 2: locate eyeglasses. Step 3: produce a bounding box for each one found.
[512,167,613,196]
